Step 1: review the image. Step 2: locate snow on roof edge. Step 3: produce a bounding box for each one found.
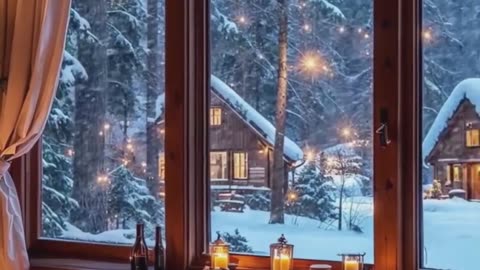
[422,78,480,163]
[211,75,304,162]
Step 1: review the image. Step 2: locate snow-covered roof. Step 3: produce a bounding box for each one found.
[155,76,304,162]
[423,78,480,161]
[211,75,303,162]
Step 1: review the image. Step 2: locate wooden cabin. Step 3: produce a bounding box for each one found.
[154,76,304,190]
[423,79,480,200]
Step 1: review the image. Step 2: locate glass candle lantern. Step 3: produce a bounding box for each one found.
[210,232,229,270]
[338,253,366,270]
[270,234,294,270]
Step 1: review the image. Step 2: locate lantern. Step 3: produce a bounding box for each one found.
[338,253,365,270]
[270,234,294,270]
[210,232,229,269]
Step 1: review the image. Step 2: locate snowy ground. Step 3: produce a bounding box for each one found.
[59,197,480,269]
[212,197,480,269]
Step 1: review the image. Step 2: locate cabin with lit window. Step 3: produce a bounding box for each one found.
[423,79,480,200]
[154,75,304,190]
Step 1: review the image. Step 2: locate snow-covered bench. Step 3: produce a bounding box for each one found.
[216,193,245,212]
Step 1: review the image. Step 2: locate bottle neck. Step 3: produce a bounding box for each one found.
[136,224,144,241]
[155,227,162,246]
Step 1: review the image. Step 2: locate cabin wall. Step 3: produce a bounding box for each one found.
[210,94,270,186]
[429,101,480,161]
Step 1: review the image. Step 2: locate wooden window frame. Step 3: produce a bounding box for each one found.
[8,0,427,269]
[210,151,228,181]
[210,107,222,126]
[232,152,248,180]
[466,129,480,147]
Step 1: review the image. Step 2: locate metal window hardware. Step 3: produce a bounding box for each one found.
[376,108,391,147]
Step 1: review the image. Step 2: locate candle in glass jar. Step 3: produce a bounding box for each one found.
[273,254,291,270]
[214,253,228,269]
[344,260,359,270]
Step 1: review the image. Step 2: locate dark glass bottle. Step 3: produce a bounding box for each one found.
[131,223,149,270]
[154,226,165,270]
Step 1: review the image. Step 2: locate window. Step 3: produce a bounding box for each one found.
[210,107,222,126]
[211,152,228,180]
[421,0,480,268]
[23,0,411,268]
[233,152,248,180]
[466,129,480,147]
[209,0,374,263]
[159,153,165,180]
[41,0,165,245]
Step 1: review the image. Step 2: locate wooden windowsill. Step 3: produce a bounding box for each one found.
[30,258,133,270]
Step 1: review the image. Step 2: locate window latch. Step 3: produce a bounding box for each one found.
[376,108,391,147]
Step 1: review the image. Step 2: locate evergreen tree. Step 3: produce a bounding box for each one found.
[108,166,164,231]
[42,10,89,237]
[287,161,337,222]
[222,229,253,253]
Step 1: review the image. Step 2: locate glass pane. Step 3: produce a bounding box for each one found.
[41,0,165,245]
[422,1,480,268]
[209,0,374,262]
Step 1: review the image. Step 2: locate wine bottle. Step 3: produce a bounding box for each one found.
[154,226,165,270]
[131,223,149,270]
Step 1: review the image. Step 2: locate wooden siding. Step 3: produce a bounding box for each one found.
[428,100,480,199]
[155,89,294,187]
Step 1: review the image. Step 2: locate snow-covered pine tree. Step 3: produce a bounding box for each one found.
[42,9,89,237]
[287,161,337,222]
[107,166,164,233]
[222,229,253,253]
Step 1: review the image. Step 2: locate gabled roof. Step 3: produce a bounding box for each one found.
[423,78,480,162]
[155,75,304,162]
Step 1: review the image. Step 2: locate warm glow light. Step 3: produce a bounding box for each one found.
[338,26,345,33]
[126,143,134,151]
[342,127,352,137]
[238,16,247,24]
[97,175,109,183]
[67,149,74,156]
[306,151,315,161]
[326,157,335,167]
[364,33,370,39]
[103,123,110,130]
[298,51,326,78]
[303,24,311,32]
[423,29,433,42]
[141,162,147,167]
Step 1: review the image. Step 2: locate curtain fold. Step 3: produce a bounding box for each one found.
[0,0,71,269]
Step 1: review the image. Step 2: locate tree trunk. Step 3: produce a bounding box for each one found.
[338,175,345,231]
[146,0,161,197]
[269,0,288,224]
[71,1,108,233]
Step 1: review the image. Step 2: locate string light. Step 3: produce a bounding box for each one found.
[357,28,363,34]
[99,131,104,136]
[306,150,315,162]
[67,149,74,156]
[237,15,247,25]
[342,127,352,138]
[364,33,370,39]
[338,26,345,33]
[104,123,111,130]
[126,143,134,151]
[141,162,147,167]
[303,24,311,32]
[298,51,327,78]
[422,29,433,43]
[326,157,335,167]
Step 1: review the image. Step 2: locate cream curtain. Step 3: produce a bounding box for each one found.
[0,0,71,269]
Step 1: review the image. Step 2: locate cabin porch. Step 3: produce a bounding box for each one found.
[434,162,480,200]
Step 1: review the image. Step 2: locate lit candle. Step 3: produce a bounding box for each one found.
[344,260,359,270]
[273,254,291,270]
[214,253,228,269]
